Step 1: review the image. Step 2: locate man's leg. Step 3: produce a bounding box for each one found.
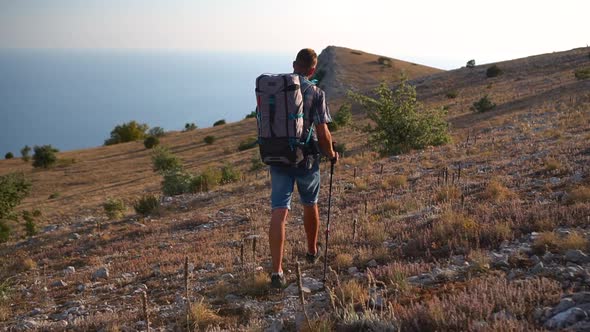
[303,204,319,255]
[269,208,289,274]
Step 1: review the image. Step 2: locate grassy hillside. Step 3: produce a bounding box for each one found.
[0,46,589,331]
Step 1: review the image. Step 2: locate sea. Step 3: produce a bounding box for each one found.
[0,49,292,155]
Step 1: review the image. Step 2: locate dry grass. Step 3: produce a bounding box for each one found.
[188,299,221,331]
[533,231,588,254]
[480,179,515,202]
[334,253,354,270]
[381,175,408,190]
[239,272,270,297]
[435,185,461,202]
[568,185,590,204]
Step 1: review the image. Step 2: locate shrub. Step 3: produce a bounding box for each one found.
[102,198,126,219]
[0,221,9,243]
[238,137,258,151]
[574,68,590,80]
[480,179,514,202]
[143,136,159,149]
[220,164,241,184]
[466,59,476,68]
[250,153,265,172]
[152,147,183,174]
[22,210,38,237]
[334,142,347,156]
[20,145,31,162]
[567,185,590,204]
[472,95,496,113]
[349,79,451,155]
[190,169,221,192]
[213,119,226,126]
[0,173,31,220]
[203,136,216,145]
[245,111,257,119]
[134,195,160,216]
[162,171,194,196]
[333,103,352,128]
[104,120,148,145]
[148,126,165,137]
[445,91,458,99]
[377,56,392,67]
[32,145,59,168]
[4,153,13,159]
[184,123,197,131]
[486,65,502,78]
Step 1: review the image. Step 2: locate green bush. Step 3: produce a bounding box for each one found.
[446,91,458,99]
[148,126,165,137]
[332,103,352,129]
[144,136,160,149]
[574,68,590,80]
[152,147,183,174]
[377,56,392,67]
[103,198,126,219]
[104,120,149,145]
[238,137,258,151]
[184,123,197,131]
[190,168,221,192]
[349,79,451,155]
[245,111,257,119]
[220,164,241,184]
[22,210,39,237]
[486,65,502,78]
[466,59,476,68]
[134,195,160,216]
[162,170,194,196]
[472,95,497,113]
[250,153,265,172]
[0,221,9,243]
[213,119,226,126]
[204,136,216,145]
[32,145,59,168]
[0,173,31,221]
[4,152,13,159]
[20,145,31,162]
[334,142,347,156]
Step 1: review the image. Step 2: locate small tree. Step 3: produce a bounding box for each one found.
[20,145,31,162]
[486,65,502,78]
[220,164,241,184]
[0,173,31,243]
[466,60,476,68]
[4,152,13,159]
[204,136,216,145]
[103,198,126,219]
[472,95,497,113]
[333,104,352,127]
[148,127,166,137]
[349,79,450,155]
[144,136,160,149]
[574,68,590,80]
[32,145,59,168]
[152,147,183,174]
[238,138,258,151]
[245,111,257,119]
[134,195,160,216]
[22,210,39,237]
[184,123,197,131]
[213,119,226,126]
[104,121,149,145]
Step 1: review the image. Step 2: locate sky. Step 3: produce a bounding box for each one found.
[0,0,588,69]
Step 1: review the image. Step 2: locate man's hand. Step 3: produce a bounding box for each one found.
[316,123,339,164]
[330,142,339,165]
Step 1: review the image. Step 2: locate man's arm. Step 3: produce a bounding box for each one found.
[316,123,338,163]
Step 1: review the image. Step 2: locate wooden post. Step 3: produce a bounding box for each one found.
[141,291,150,332]
[184,257,190,332]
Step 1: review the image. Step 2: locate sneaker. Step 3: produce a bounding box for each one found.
[270,273,286,289]
[306,243,323,264]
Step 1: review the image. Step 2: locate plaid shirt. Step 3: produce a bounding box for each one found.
[299,75,332,141]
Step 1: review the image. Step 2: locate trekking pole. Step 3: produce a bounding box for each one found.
[322,156,336,283]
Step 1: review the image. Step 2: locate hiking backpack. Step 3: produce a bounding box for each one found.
[255,74,315,167]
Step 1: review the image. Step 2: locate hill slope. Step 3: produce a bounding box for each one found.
[0,46,589,331]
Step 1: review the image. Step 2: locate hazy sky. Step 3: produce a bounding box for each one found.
[1,0,588,69]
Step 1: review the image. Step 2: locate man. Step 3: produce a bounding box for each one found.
[269,48,339,288]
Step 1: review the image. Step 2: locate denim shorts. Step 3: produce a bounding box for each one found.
[270,159,320,210]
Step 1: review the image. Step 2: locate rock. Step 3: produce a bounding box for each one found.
[565,250,590,264]
[43,225,58,233]
[552,298,575,315]
[347,267,359,275]
[530,255,541,265]
[30,308,42,316]
[367,259,378,268]
[572,292,590,305]
[543,252,556,262]
[51,280,67,288]
[224,294,241,301]
[531,262,545,275]
[451,255,465,265]
[205,263,216,271]
[408,273,435,286]
[92,267,110,280]
[221,273,234,280]
[77,284,86,292]
[285,277,323,295]
[549,177,561,185]
[49,312,68,321]
[17,319,38,330]
[545,307,588,329]
[266,319,283,332]
[64,266,76,276]
[70,233,81,240]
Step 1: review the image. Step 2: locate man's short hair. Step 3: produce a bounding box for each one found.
[295,48,317,69]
